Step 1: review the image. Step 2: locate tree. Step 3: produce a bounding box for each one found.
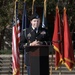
[0,0,75,51]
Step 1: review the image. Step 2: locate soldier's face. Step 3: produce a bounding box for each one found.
[31,18,40,29]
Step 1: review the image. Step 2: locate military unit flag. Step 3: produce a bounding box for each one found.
[22,1,29,32]
[52,6,75,71]
[63,7,75,71]
[52,6,63,70]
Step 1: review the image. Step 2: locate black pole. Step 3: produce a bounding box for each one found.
[22,49,24,75]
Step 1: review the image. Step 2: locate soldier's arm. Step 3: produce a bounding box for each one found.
[19,29,31,50]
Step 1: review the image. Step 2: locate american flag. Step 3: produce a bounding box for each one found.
[17,18,20,43]
[12,0,20,75]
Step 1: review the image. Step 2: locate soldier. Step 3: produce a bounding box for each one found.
[19,13,50,75]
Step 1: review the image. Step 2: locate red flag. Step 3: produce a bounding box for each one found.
[12,1,20,75]
[52,6,63,70]
[63,7,75,71]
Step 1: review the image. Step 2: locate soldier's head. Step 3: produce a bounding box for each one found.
[30,13,40,29]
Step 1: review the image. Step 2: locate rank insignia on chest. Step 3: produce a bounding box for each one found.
[27,33,31,39]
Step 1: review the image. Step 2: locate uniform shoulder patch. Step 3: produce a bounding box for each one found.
[23,29,26,31]
[27,33,31,39]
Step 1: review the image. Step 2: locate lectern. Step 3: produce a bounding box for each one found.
[26,45,49,75]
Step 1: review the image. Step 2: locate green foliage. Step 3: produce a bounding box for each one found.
[0,0,13,31]
[0,49,12,54]
[0,0,75,54]
[0,0,75,32]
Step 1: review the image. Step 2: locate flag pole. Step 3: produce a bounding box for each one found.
[44,0,53,75]
[14,0,18,31]
[44,0,52,74]
[57,1,62,75]
[14,0,17,25]
[24,0,26,2]
[42,0,47,28]
[44,0,46,18]
[22,0,27,75]
[32,0,35,14]
[21,1,27,75]
[59,6,62,75]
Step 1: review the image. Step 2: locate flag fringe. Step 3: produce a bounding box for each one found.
[53,45,60,53]
[53,45,64,70]
[53,45,75,71]
[65,58,75,64]
[64,63,72,71]
[13,68,20,75]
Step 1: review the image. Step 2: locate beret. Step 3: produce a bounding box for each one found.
[30,13,40,21]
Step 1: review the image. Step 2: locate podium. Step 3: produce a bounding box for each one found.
[26,45,49,75]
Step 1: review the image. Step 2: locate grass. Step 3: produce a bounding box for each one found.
[0,49,12,54]
[0,49,23,54]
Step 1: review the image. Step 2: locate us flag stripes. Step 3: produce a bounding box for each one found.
[12,0,20,75]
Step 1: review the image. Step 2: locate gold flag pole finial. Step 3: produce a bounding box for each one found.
[32,0,35,14]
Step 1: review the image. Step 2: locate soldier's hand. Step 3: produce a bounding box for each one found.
[30,40,41,46]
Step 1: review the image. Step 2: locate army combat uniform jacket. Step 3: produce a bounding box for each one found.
[19,26,50,65]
